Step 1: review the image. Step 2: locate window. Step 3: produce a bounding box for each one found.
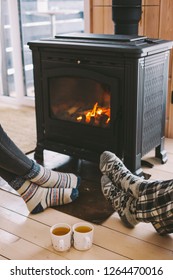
[0,0,15,98]
[0,0,84,104]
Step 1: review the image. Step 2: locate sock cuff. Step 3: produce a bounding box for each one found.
[10,176,26,191]
[24,160,41,180]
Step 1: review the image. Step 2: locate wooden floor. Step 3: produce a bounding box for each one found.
[0,139,173,260]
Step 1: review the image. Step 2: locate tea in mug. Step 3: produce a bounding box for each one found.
[52,227,70,236]
[75,226,92,233]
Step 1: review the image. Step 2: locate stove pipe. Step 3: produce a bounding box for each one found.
[112,0,142,35]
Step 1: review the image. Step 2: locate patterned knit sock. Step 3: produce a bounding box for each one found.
[100,151,147,198]
[101,175,139,227]
[24,161,80,189]
[10,178,79,214]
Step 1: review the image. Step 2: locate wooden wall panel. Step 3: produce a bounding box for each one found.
[138,5,145,36]
[159,0,173,137]
[143,0,160,4]
[142,5,160,38]
[165,79,172,136]
[104,0,113,33]
[93,0,104,6]
[159,0,173,40]
[103,6,114,34]
[168,50,173,137]
[168,103,173,138]
[92,0,114,34]
[104,0,112,5]
[92,6,104,33]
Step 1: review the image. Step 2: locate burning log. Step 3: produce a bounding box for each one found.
[76,102,110,127]
[51,101,110,127]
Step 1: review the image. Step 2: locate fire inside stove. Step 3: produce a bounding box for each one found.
[76,102,110,126]
[49,77,111,128]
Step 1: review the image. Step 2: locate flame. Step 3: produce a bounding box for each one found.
[77,102,110,126]
[77,116,83,121]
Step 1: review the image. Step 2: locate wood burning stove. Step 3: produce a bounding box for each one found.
[28,34,172,175]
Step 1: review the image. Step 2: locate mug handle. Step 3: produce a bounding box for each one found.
[84,236,91,249]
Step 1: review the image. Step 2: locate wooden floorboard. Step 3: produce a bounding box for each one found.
[0,138,173,260]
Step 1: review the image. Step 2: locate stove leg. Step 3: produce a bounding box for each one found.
[133,167,144,178]
[155,138,168,164]
[34,145,44,163]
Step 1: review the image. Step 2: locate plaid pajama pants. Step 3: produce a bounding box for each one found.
[136,179,173,234]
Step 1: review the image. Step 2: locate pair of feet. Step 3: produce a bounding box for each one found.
[19,151,138,218]
[100,151,173,235]
[23,152,140,219]
[100,151,142,228]
[11,166,80,214]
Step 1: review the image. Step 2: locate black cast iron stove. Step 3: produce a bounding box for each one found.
[28,33,172,175]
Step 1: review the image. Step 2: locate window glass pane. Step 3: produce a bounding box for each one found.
[18,0,84,98]
[0,0,15,97]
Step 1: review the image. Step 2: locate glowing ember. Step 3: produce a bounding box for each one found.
[77,116,83,121]
[76,102,110,126]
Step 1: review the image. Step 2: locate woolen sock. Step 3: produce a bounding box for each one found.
[10,177,79,214]
[100,151,145,198]
[24,161,80,189]
[101,175,139,228]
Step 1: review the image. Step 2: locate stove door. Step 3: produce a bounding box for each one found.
[42,66,123,160]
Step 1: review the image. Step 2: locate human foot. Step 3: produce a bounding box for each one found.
[100,151,144,197]
[101,175,139,228]
[24,162,80,189]
[11,179,79,214]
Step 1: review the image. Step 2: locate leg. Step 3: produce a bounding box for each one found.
[101,175,139,227]
[152,217,173,235]
[0,124,33,175]
[137,183,173,235]
[100,151,173,198]
[100,151,144,197]
[100,151,173,234]
[136,179,173,222]
[0,125,80,189]
[0,167,79,214]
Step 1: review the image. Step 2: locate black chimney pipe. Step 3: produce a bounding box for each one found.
[112,0,142,35]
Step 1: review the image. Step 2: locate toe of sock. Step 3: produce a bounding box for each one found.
[100,151,116,163]
[70,188,79,201]
[99,151,116,171]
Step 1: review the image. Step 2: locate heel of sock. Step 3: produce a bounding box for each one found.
[31,203,44,214]
[120,215,136,228]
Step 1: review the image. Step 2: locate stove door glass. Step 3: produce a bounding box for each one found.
[49,76,111,128]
